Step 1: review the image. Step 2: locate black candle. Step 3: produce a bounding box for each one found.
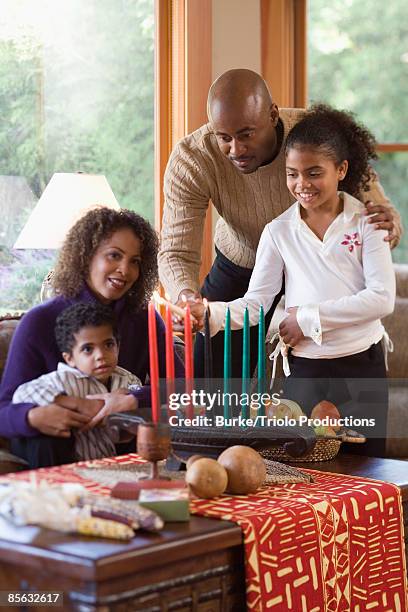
[204,304,213,383]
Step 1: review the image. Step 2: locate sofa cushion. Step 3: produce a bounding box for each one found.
[394,263,408,298]
[0,316,21,456]
[0,317,20,378]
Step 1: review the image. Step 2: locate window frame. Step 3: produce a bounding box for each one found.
[155,0,213,283]
[260,1,408,152]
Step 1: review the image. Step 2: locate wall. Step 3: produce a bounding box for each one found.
[211,0,262,250]
[212,0,261,79]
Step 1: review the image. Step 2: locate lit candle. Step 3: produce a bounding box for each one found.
[165,303,175,415]
[148,301,160,423]
[241,306,250,419]
[153,290,190,320]
[184,302,194,419]
[223,306,231,420]
[257,305,266,417]
[203,298,213,384]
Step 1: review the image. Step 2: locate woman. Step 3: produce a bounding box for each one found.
[0,208,184,467]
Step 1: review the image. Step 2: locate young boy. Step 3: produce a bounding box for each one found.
[13,302,142,461]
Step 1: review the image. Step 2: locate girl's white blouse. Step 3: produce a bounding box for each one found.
[209,192,396,361]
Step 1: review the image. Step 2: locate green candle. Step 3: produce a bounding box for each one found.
[223,306,231,421]
[241,307,250,419]
[257,305,266,417]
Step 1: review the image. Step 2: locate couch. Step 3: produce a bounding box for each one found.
[382,264,408,456]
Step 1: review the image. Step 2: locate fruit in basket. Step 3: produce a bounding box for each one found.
[217,446,266,494]
[265,401,292,420]
[265,399,304,421]
[311,400,341,431]
[314,425,337,438]
[186,458,228,498]
[281,399,304,420]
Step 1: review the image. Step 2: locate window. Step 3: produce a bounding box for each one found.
[308,0,408,261]
[0,0,154,314]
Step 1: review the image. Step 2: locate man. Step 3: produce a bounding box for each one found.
[159,69,401,379]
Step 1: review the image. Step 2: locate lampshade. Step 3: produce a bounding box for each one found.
[13,173,120,249]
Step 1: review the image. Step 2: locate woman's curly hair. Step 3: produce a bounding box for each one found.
[285,103,378,197]
[52,207,159,312]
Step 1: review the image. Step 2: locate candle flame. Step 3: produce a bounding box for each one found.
[181,294,187,303]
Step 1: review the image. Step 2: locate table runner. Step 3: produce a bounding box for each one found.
[2,454,407,612]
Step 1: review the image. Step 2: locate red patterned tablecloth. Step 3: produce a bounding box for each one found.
[2,454,407,612]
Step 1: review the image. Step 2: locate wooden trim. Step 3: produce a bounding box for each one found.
[261,0,294,106]
[155,0,213,283]
[294,0,307,107]
[185,0,213,283]
[376,144,408,153]
[170,0,186,145]
[154,0,171,232]
[261,0,306,108]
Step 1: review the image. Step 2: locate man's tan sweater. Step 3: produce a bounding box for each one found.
[159,108,402,302]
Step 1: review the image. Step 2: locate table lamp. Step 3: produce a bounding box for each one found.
[13,173,121,301]
[13,173,120,250]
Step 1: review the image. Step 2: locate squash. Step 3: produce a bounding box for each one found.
[186,458,228,498]
[217,446,266,494]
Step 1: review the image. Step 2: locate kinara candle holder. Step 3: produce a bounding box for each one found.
[137,422,172,479]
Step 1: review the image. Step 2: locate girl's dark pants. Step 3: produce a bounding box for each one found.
[284,342,388,457]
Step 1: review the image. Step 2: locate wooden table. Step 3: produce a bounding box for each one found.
[0,454,407,611]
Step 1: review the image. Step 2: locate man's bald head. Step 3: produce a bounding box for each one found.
[208,69,273,122]
[208,69,280,174]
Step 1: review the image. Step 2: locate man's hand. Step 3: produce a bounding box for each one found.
[27,404,90,437]
[174,290,202,332]
[279,307,304,347]
[81,390,138,431]
[364,201,396,245]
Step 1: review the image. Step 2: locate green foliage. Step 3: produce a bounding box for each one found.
[0,0,154,311]
[0,0,154,213]
[308,0,408,262]
[0,251,56,312]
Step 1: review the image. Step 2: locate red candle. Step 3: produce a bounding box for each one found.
[165,304,175,414]
[148,301,160,423]
[184,303,194,419]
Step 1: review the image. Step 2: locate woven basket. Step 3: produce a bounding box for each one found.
[261,438,342,463]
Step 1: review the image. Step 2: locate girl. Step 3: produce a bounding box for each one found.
[191,104,396,456]
[0,208,184,467]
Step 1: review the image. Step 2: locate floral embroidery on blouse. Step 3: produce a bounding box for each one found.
[341,232,362,252]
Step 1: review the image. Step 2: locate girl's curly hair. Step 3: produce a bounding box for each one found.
[285,103,378,197]
[52,207,159,312]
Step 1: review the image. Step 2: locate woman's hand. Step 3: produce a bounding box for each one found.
[82,389,138,430]
[27,403,91,437]
[279,307,304,347]
[56,394,104,418]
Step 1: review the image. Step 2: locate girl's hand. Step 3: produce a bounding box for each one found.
[188,302,206,331]
[279,307,304,347]
[82,390,138,430]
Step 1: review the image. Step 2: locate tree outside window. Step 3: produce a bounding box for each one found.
[308,0,408,261]
[0,0,154,314]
